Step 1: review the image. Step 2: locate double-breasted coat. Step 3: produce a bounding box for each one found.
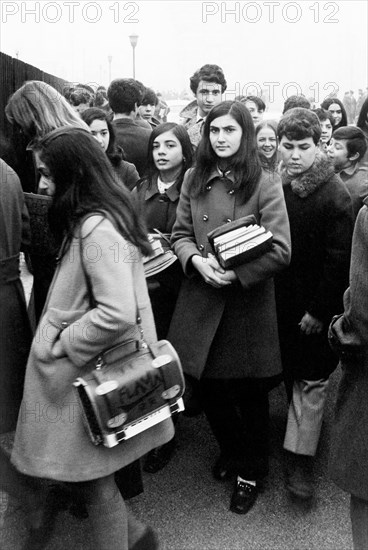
[168,168,291,380]
[328,199,368,501]
[11,215,174,481]
[133,176,184,338]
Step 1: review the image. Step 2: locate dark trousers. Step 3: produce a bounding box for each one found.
[200,378,274,480]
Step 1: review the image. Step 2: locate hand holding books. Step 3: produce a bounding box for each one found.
[143,230,177,278]
[207,215,273,269]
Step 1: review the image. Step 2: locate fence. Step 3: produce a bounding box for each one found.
[0,52,69,189]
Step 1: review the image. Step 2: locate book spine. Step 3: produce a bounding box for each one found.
[219,237,273,269]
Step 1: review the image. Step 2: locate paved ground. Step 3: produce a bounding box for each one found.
[0,262,353,549]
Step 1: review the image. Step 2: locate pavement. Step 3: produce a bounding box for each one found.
[0,261,353,550]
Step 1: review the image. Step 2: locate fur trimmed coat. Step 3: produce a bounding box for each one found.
[275,152,353,381]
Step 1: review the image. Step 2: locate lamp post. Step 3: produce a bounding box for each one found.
[128,34,138,79]
[107,55,112,83]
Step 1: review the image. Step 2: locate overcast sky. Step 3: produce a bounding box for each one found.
[1,0,367,110]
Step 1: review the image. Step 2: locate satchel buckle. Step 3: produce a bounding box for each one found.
[96,356,104,370]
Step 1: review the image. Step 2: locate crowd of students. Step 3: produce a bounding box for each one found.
[0,63,368,549]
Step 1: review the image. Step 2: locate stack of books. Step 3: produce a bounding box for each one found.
[143,232,177,278]
[208,217,273,269]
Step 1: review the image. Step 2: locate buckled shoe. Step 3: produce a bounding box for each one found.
[229,479,258,515]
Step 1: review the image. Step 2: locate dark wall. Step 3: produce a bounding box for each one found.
[0,52,68,189]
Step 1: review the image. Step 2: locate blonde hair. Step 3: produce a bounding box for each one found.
[5,80,89,139]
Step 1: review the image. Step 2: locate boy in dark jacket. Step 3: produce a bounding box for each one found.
[275,108,353,500]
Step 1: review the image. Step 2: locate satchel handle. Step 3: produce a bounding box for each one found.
[78,215,147,354]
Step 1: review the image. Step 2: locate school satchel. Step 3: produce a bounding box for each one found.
[73,229,185,448]
[207,214,273,269]
[74,336,185,448]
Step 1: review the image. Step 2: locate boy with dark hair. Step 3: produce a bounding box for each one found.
[328,126,368,219]
[107,78,151,177]
[312,108,334,150]
[275,108,353,501]
[282,94,311,114]
[138,88,160,128]
[180,63,227,146]
[236,95,266,126]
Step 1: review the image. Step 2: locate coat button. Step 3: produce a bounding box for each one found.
[61,322,68,328]
[228,189,234,195]
[206,185,212,191]
[198,244,204,251]
[203,215,208,221]
[225,218,232,223]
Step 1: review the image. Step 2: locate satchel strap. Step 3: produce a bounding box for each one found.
[78,214,146,350]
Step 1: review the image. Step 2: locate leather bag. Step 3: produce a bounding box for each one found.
[73,225,185,448]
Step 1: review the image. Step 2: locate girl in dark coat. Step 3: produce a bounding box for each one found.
[169,101,291,514]
[275,108,353,500]
[320,97,348,130]
[328,197,368,550]
[133,122,193,473]
[255,119,279,172]
[81,107,140,191]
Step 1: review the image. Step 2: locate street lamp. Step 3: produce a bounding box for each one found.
[128,34,138,79]
[107,55,112,83]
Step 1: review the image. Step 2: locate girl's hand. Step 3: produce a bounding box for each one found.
[52,339,66,358]
[192,254,232,288]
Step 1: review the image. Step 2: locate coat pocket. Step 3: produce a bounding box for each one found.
[34,308,86,363]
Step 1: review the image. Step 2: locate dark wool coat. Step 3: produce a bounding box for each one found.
[168,168,291,380]
[112,118,151,177]
[0,160,32,433]
[275,151,353,381]
[328,199,368,500]
[132,176,184,339]
[11,216,174,481]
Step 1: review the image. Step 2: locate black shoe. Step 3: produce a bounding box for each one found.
[229,480,258,515]
[212,456,233,481]
[143,438,176,473]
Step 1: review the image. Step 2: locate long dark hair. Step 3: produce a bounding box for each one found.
[81,107,124,167]
[143,122,193,190]
[34,127,151,256]
[190,100,262,203]
[357,97,368,131]
[320,97,348,129]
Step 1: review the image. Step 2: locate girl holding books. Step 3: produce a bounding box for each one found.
[168,100,291,515]
[133,122,193,473]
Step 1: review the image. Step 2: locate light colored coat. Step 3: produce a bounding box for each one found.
[11,215,174,481]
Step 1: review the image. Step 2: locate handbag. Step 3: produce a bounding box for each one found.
[207,215,273,269]
[73,228,185,448]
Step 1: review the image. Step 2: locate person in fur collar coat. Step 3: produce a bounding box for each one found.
[275,108,353,501]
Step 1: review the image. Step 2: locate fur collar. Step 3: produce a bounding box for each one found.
[280,150,335,198]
